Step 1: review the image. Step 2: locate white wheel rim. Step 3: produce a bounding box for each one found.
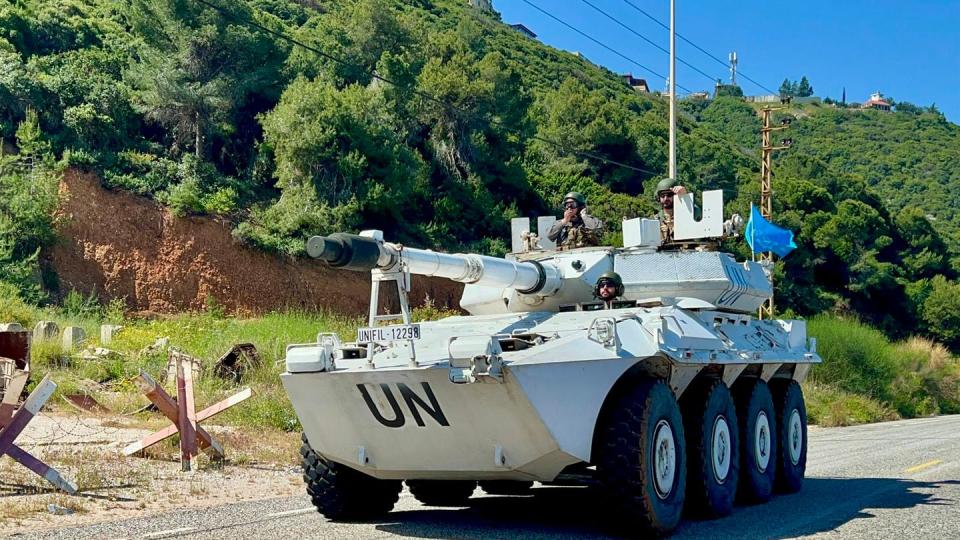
[788,409,803,465]
[711,415,731,484]
[754,411,771,473]
[653,419,676,499]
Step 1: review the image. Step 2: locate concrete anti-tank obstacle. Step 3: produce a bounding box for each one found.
[100,324,123,345]
[33,321,59,342]
[61,326,86,350]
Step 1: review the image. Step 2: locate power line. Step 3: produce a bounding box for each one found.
[519,0,693,94]
[190,0,659,175]
[578,0,719,85]
[619,0,778,95]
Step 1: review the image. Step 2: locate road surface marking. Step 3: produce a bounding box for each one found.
[267,507,315,518]
[904,459,942,474]
[143,527,197,538]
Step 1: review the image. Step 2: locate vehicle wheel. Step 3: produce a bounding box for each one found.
[596,379,686,536]
[735,379,777,504]
[479,480,534,495]
[300,433,401,520]
[681,380,739,518]
[772,379,807,493]
[406,480,477,506]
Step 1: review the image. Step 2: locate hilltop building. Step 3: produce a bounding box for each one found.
[863,92,891,111]
[745,95,780,103]
[622,74,649,93]
[509,23,537,39]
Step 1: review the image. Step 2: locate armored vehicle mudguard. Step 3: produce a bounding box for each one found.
[282,191,819,534]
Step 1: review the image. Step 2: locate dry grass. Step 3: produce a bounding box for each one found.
[0,494,88,523]
[216,429,301,466]
[898,336,952,371]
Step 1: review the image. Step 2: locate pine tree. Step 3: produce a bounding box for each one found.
[796,76,814,97]
[779,78,793,97]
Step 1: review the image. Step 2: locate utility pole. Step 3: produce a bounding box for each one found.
[668,0,676,182]
[758,107,792,319]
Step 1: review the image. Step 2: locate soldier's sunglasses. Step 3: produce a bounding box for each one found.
[598,280,616,288]
[564,202,579,209]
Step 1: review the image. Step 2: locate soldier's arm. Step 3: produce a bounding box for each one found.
[547,220,565,241]
[581,213,605,232]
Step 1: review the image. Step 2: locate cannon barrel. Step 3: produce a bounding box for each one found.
[307,233,560,296]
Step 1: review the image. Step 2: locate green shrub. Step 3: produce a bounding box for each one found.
[0,280,40,326]
[808,315,897,401]
[62,288,102,319]
[804,383,899,427]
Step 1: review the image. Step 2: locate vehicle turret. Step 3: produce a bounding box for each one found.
[307,190,766,315]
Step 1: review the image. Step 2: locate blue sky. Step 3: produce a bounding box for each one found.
[498,0,960,122]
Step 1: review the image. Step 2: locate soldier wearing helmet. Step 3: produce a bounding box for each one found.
[654,178,688,244]
[547,191,604,249]
[595,271,624,308]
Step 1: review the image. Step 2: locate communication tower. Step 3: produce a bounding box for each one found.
[729,52,738,85]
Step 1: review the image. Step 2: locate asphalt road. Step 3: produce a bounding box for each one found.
[11,415,960,539]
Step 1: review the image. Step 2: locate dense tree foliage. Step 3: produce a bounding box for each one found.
[2,0,960,347]
[779,76,813,98]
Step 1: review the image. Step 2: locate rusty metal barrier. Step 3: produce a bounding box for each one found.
[124,355,252,471]
[0,374,78,494]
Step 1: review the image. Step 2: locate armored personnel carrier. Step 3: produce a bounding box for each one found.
[281,191,819,535]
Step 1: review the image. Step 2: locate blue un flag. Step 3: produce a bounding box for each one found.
[745,204,797,258]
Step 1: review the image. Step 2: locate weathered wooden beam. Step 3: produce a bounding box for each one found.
[0,370,29,427]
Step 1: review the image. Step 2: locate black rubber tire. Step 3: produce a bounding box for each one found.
[735,379,778,504]
[406,480,477,506]
[478,480,534,495]
[772,379,807,493]
[681,380,739,518]
[300,433,401,520]
[596,379,686,536]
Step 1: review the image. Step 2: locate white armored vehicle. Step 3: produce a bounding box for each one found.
[281,191,820,535]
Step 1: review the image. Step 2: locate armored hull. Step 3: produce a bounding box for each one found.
[283,305,816,479]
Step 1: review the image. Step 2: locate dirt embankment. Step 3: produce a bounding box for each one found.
[48,171,462,316]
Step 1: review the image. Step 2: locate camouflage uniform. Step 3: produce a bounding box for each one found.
[548,192,605,249]
[658,208,675,245]
[548,210,604,248]
[654,178,685,246]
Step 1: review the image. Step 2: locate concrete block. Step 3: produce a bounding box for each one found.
[100,324,123,345]
[0,322,24,332]
[34,321,60,342]
[62,326,87,350]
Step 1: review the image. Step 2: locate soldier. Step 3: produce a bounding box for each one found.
[547,192,604,249]
[594,271,624,308]
[654,178,688,244]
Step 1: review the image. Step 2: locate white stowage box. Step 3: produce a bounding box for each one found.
[622,218,662,248]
